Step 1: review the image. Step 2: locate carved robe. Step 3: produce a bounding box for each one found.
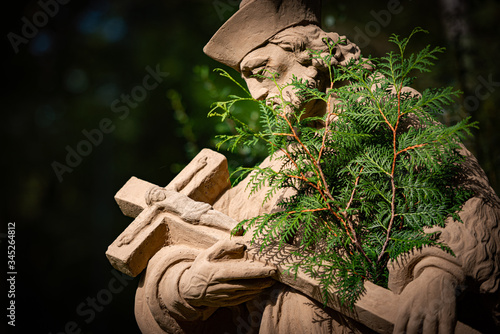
[135,150,500,333]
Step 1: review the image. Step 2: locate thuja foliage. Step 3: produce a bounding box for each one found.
[209,28,475,307]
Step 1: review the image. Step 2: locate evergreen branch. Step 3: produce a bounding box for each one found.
[344,167,364,214]
[391,27,428,59]
[318,82,336,162]
[211,29,475,307]
[214,68,251,96]
[380,82,403,264]
[272,133,294,137]
[376,102,395,132]
[397,143,428,155]
[287,207,330,215]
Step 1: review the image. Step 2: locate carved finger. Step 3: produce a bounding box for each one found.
[393,301,411,334]
[212,262,276,282]
[422,314,438,334]
[437,306,455,334]
[405,312,424,334]
[205,286,270,299]
[211,243,247,261]
[202,239,246,262]
[201,290,266,307]
[205,278,275,294]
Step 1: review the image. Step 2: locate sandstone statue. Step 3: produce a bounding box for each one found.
[106,0,500,333]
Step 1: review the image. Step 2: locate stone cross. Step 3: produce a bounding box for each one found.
[106,148,478,334]
[106,148,234,277]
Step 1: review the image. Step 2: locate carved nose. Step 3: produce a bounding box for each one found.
[252,88,269,100]
[246,82,269,100]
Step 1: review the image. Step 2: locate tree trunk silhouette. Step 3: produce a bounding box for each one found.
[439,0,499,193]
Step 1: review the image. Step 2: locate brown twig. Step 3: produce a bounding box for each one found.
[345,166,364,213]
[274,79,375,265]
[397,143,428,155]
[378,83,404,263]
[318,82,335,162]
[287,207,329,215]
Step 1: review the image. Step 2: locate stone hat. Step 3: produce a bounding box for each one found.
[203,0,322,71]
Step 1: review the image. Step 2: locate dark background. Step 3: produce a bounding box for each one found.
[3,0,499,333]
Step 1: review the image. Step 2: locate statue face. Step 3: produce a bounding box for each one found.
[145,186,167,206]
[240,43,320,114]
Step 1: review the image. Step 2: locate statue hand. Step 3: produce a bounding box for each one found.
[394,267,459,334]
[179,238,276,308]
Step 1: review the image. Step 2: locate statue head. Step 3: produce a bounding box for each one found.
[145,186,168,206]
[204,0,361,116]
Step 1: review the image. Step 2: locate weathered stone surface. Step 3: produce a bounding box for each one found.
[203,0,321,71]
[114,177,155,218]
[165,148,231,205]
[106,149,232,277]
[107,0,500,332]
[106,207,167,277]
[244,237,481,334]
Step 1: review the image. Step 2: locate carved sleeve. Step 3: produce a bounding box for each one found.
[389,183,500,297]
[137,245,218,333]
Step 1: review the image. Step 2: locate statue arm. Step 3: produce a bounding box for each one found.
[390,143,500,295]
[387,91,500,295]
[140,245,217,328]
[391,195,500,333]
[138,239,276,332]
